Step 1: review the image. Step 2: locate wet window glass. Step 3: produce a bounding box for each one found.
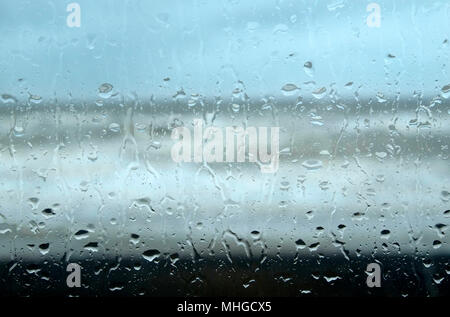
[0,0,449,298]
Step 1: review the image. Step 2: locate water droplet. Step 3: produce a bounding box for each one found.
[42,208,55,217]
[134,198,154,212]
[281,83,299,96]
[319,181,330,190]
[28,197,39,210]
[433,240,442,249]
[84,242,98,252]
[148,141,161,150]
[1,94,17,104]
[376,92,387,103]
[273,24,289,34]
[433,274,444,284]
[375,151,387,159]
[98,83,113,98]
[86,34,96,50]
[327,0,345,11]
[312,87,326,99]
[280,181,290,191]
[130,233,140,244]
[169,253,179,265]
[434,223,447,237]
[303,61,314,77]
[75,229,89,240]
[173,89,186,100]
[302,159,323,170]
[28,94,42,104]
[308,242,320,251]
[142,249,160,262]
[39,243,49,255]
[441,84,450,98]
[109,123,120,133]
[13,126,25,137]
[243,279,256,288]
[251,230,260,239]
[324,275,341,283]
[247,21,259,31]
[423,258,432,268]
[109,284,124,292]
[295,239,306,249]
[79,181,89,192]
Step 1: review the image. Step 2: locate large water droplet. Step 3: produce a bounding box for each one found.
[98,83,113,99]
[304,61,314,77]
[281,83,299,96]
[441,84,450,98]
[75,229,89,240]
[295,239,306,249]
[1,94,17,104]
[39,243,49,255]
[143,249,160,262]
[28,94,42,104]
[312,87,326,99]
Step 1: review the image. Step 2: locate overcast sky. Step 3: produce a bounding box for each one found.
[1,0,450,101]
